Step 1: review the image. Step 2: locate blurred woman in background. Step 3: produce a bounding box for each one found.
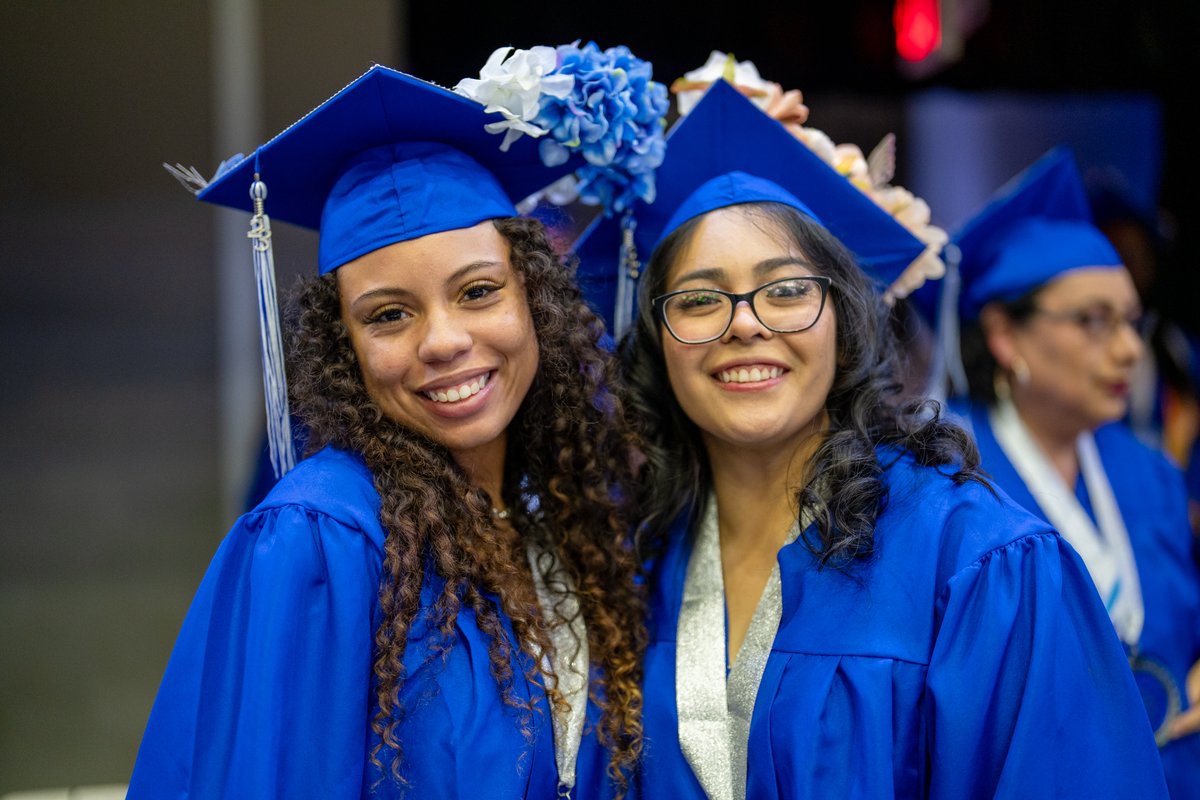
[950,146,1200,798]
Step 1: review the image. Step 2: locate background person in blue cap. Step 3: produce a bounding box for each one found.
[128,44,670,799]
[946,146,1200,798]
[575,71,1169,798]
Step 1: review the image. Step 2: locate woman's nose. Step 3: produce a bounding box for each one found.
[1110,318,1144,365]
[722,300,772,342]
[417,308,473,363]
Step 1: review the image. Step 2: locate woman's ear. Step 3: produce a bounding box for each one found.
[979,303,1019,370]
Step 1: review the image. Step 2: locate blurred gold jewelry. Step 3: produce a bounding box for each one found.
[993,369,1012,402]
[1011,355,1031,387]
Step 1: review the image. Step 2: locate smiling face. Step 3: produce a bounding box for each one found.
[658,206,837,458]
[336,220,539,465]
[986,266,1143,434]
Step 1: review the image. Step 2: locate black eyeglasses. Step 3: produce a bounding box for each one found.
[1031,305,1145,341]
[652,276,833,345]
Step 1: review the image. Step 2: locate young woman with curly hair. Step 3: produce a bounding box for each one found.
[576,80,1166,799]
[127,62,649,799]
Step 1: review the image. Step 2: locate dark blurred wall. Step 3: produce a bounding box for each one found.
[0,2,400,792]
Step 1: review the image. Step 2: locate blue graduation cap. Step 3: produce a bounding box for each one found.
[572,78,930,337]
[954,145,1122,323]
[917,146,1125,401]
[194,64,581,274]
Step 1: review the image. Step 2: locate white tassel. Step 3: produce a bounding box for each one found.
[163,163,209,196]
[613,212,639,342]
[248,176,297,479]
[163,153,246,196]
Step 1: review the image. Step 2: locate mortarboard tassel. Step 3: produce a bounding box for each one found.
[613,211,640,342]
[247,173,297,479]
[937,243,968,400]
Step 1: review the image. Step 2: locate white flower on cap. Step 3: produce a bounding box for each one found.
[671,50,774,116]
[453,45,575,151]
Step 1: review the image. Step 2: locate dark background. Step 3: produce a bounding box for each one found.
[1,1,1194,793]
[411,0,1197,319]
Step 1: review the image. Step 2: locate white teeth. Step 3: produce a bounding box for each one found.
[426,373,489,403]
[717,366,783,384]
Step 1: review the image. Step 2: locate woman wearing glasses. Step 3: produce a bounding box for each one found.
[945,147,1200,798]
[575,83,1167,799]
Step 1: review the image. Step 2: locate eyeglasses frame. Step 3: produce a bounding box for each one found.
[652,275,833,345]
[1029,304,1145,342]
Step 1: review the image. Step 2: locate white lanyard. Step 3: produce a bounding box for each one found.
[988,397,1143,645]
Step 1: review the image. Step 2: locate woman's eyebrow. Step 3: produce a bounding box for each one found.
[1048,296,1140,313]
[445,259,505,285]
[672,256,815,288]
[754,256,813,276]
[347,286,408,312]
[671,266,727,285]
[348,260,505,309]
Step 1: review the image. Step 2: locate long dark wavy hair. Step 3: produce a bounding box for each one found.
[286,217,645,793]
[621,202,984,569]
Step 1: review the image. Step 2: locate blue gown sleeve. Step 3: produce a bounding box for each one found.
[925,530,1169,799]
[126,503,383,799]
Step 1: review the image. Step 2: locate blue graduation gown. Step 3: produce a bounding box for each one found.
[957,401,1200,799]
[637,449,1168,798]
[127,445,592,799]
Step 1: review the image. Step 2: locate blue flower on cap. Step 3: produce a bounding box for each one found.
[456,41,669,217]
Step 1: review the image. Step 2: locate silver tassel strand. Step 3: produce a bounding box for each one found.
[248,176,297,478]
[614,212,640,342]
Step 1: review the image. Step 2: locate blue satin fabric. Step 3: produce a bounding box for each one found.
[956,401,1200,799]
[126,445,598,799]
[634,449,1168,798]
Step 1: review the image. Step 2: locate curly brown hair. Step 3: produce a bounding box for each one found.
[285,216,645,794]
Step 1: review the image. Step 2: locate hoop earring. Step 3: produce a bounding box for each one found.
[1011,355,1031,387]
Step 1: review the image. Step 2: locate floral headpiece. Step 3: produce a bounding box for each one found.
[672,51,948,303]
[455,41,670,218]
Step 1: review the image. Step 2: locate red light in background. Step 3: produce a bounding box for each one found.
[895,0,941,61]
